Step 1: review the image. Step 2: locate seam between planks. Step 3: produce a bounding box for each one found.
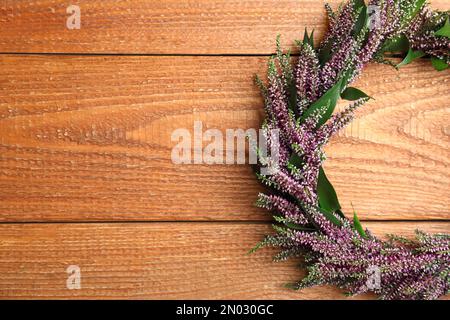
[0,219,449,225]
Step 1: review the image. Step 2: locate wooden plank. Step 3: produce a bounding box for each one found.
[0,0,447,54]
[0,55,449,222]
[0,221,448,299]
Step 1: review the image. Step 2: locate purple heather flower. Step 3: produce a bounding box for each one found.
[253,0,450,300]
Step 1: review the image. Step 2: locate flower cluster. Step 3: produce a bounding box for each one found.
[407,6,450,62]
[253,0,449,300]
[256,205,449,299]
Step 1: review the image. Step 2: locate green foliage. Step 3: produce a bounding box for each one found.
[318,41,332,66]
[247,239,267,254]
[341,87,372,101]
[435,17,450,38]
[275,215,314,231]
[431,57,449,71]
[276,35,297,112]
[399,0,426,28]
[317,167,342,215]
[250,0,450,300]
[302,28,315,48]
[254,74,268,98]
[288,152,303,168]
[256,172,279,189]
[353,210,367,239]
[397,48,426,67]
[411,0,427,17]
[300,79,343,127]
[316,206,343,227]
[352,2,368,37]
[381,34,410,53]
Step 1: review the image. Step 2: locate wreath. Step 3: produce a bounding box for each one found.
[250,0,449,300]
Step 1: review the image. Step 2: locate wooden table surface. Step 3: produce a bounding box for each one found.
[0,0,449,299]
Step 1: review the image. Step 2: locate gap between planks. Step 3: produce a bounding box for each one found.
[0,0,447,55]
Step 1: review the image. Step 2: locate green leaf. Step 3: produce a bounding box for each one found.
[341,87,372,101]
[340,68,354,89]
[397,48,426,67]
[353,211,367,239]
[300,78,343,127]
[435,17,450,38]
[409,0,426,21]
[399,0,426,29]
[381,34,409,53]
[288,152,302,168]
[283,221,315,231]
[318,41,333,66]
[288,81,297,113]
[335,209,345,219]
[352,5,368,37]
[302,28,315,48]
[309,29,315,48]
[285,282,301,290]
[302,28,310,46]
[317,206,342,227]
[431,57,449,71]
[317,167,342,214]
[353,0,365,10]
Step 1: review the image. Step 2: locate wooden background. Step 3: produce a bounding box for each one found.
[0,0,449,299]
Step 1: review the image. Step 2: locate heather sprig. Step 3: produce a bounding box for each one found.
[252,0,449,300]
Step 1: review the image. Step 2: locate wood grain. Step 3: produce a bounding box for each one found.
[0,221,448,299]
[1,55,449,222]
[0,0,447,54]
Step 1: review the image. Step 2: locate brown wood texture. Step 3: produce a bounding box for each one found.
[0,221,448,299]
[0,0,342,54]
[0,55,449,222]
[0,0,447,54]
